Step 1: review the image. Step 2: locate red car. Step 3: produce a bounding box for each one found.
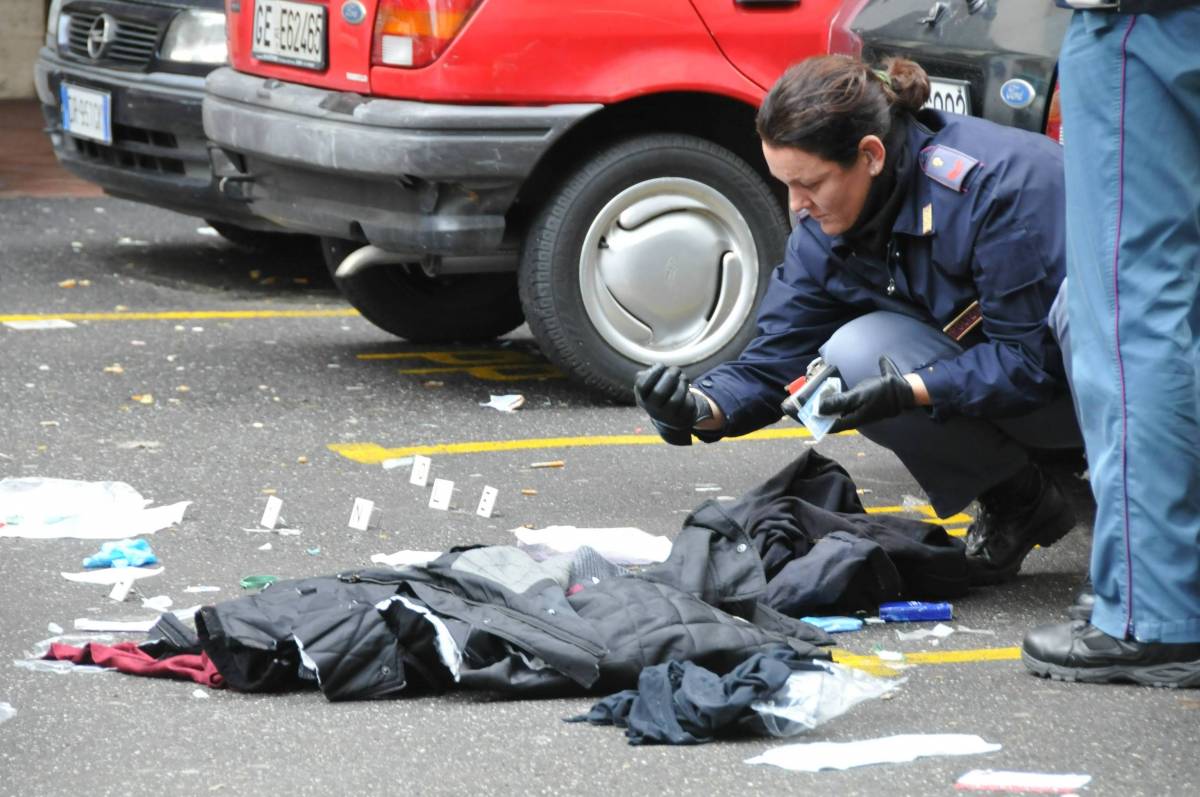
[204,0,849,398]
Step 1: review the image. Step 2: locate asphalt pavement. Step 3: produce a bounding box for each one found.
[1,195,1197,797]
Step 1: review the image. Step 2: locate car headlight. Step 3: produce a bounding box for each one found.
[161,10,228,65]
[45,0,66,48]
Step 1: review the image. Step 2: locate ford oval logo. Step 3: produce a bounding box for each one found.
[1000,79,1037,110]
[341,0,366,24]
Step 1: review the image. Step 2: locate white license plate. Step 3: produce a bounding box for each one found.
[925,77,972,116]
[60,83,112,145]
[252,0,327,69]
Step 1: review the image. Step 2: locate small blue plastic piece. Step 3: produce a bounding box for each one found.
[800,616,865,633]
[82,538,158,569]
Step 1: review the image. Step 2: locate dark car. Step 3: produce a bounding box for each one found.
[835,0,1070,139]
[34,0,296,247]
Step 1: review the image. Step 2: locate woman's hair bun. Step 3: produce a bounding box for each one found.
[884,57,931,112]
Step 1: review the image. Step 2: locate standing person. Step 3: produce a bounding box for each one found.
[1022,3,1200,685]
[634,54,1081,585]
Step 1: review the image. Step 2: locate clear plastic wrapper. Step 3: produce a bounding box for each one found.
[751,660,903,737]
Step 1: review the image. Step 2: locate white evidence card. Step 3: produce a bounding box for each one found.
[410,455,432,487]
[429,479,454,511]
[260,495,283,529]
[476,486,498,518]
[348,497,375,530]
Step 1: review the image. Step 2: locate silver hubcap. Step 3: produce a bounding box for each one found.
[579,177,759,366]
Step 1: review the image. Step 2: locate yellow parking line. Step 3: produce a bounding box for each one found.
[328,427,835,462]
[0,309,358,323]
[833,645,1021,677]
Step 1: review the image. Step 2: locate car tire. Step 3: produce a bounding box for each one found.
[519,134,788,402]
[320,237,526,343]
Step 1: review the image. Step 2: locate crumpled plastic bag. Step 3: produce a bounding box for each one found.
[750,659,903,737]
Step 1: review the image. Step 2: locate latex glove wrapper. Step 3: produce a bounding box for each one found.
[820,357,916,433]
[633,363,712,446]
[0,478,189,540]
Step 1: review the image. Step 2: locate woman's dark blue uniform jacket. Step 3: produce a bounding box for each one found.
[698,110,1068,437]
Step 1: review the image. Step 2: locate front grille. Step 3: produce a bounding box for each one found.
[70,124,185,175]
[67,12,160,69]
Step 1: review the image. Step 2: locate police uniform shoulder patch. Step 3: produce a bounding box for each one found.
[919,144,980,192]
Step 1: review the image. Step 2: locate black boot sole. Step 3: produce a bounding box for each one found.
[968,491,1076,587]
[1022,650,1200,688]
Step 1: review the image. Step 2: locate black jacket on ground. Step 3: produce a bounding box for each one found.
[721,451,969,616]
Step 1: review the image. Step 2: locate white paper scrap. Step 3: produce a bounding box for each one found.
[259,495,283,530]
[348,498,375,531]
[429,479,454,511]
[746,734,1001,772]
[257,542,273,551]
[511,526,672,566]
[62,567,164,586]
[409,455,432,487]
[476,486,498,518]
[48,622,64,634]
[480,394,525,412]
[4,319,77,330]
[370,550,440,568]
[896,622,956,641]
[955,769,1091,793]
[183,585,220,593]
[191,689,211,700]
[382,456,414,471]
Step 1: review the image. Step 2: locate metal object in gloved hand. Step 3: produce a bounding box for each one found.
[633,363,713,446]
[819,356,916,432]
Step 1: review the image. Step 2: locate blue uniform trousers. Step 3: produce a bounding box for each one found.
[1061,9,1200,642]
[820,309,1080,519]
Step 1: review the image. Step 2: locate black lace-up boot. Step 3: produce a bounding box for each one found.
[965,463,1076,586]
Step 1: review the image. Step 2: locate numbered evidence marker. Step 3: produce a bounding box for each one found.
[260,495,283,529]
[410,455,432,487]
[429,479,454,511]
[348,497,375,531]
[476,486,498,518]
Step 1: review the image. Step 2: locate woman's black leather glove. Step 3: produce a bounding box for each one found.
[633,363,713,446]
[820,356,916,432]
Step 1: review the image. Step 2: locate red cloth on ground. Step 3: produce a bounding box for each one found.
[45,642,225,689]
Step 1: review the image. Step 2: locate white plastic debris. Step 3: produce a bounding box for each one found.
[141,595,173,612]
[73,606,199,633]
[4,319,77,330]
[184,585,220,593]
[47,622,64,635]
[954,625,997,636]
[191,689,211,700]
[61,567,164,586]
[0,478,189,540]
[13,634,120,674]
[196,226,219,237]
[512,525,672,566]
[895,622,956,642]
[0,703,15,724]
[480,394,525,412]
[875,649,906,662]
[370,550,441,568]
[381,456,414,470]
[257,542,273,551]
[955,769,1092,793]
[751,661,902,737]
[746,733,1001,772]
